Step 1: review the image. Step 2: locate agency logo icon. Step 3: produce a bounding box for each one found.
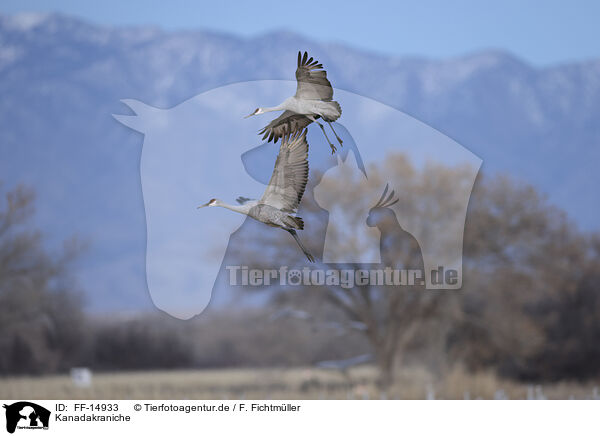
[3,402,50,434]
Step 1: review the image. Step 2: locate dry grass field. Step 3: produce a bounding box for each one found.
[1,366,599,400]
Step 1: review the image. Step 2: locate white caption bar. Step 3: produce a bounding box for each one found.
[0,400,595,435]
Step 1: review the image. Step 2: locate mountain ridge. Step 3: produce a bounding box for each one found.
[1,12,598,311]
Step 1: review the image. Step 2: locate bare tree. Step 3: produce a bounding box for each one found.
[0,182,86,374]
[457,174,600,380]
[229,154,471,389]
[230,152,600,387]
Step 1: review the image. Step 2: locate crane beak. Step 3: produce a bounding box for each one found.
[197,202,210,209]
[244,112,255,119]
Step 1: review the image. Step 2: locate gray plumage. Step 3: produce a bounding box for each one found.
[245,51,344,154]
[236,196,253,205]
[198,130,314,262]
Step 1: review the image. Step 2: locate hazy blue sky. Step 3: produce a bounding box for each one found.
[2,0,598,65]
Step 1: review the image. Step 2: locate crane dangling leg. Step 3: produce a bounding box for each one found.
[286,229,315,263]
[315,121,337,154]
[327,122,344,147]
[307,115,337,154]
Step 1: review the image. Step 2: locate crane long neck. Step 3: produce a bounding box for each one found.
[218,202,250,214]
[263,102,286,113]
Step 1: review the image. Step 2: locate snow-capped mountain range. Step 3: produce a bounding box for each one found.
[1,12,598,311]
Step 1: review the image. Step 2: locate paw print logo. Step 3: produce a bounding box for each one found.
[287,270,302,286]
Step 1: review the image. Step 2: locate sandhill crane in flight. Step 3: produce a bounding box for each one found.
[198,130,315,262]
[245,51,343,154]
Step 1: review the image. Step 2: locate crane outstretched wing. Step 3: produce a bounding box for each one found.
[236,196,257,205]
[295,51,333,101]
[258,110,314,143]
[260,130,309,213]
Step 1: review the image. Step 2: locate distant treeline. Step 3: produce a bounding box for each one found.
[1,166,600,381]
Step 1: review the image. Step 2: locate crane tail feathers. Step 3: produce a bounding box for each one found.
[288,215,304,230]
